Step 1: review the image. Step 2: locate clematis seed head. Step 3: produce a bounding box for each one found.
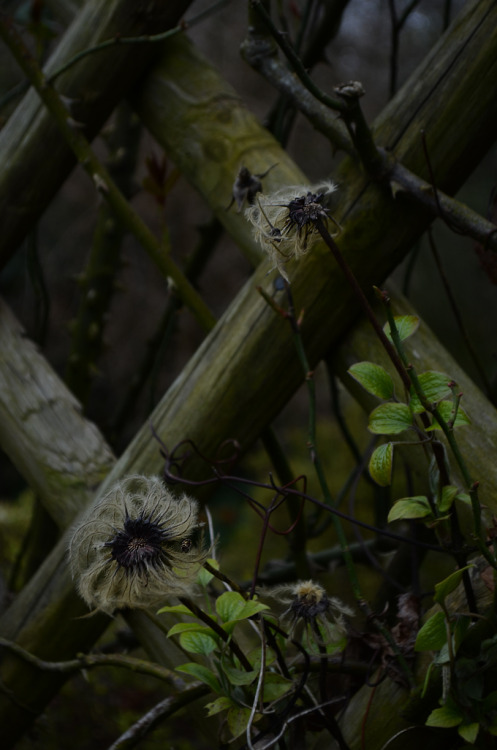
[245,181,339,280]
[68,475,207,614]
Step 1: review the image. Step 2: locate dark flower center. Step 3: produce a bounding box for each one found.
[104,515,167,575]
[290,591,329,622]
[286,192,328,231]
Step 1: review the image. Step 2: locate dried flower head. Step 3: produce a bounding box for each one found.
[69,475,207,614]
[245,181,339,280]
[227,164,277,212]
[263,580,352,649]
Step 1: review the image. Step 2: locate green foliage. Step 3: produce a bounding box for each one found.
[427,401,471,431]
[426,698,464,729]
[368,402,413,435]
[164,585,300,743]
[383,315,419,342]
[433,566,473,606]
[415,610,447,652]
[216,590,269,633]
[369,442,394,486]
[409,371,453,413]
[348,361,395,400]
[347,301,497,745]
[387,495,433,522]
[176,662,223,694]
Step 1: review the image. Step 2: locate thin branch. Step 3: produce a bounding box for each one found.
[0,637,185,687]
[241,33,352,154]
[248,0,347,113]
[426,227,492,396]
[389,156,497,252]
[48,0,233,84]
[0,13,216,334]
[106,684,209,750]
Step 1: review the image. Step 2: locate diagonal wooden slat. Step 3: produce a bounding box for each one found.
[0,0,193,266]
[1,0,497,745]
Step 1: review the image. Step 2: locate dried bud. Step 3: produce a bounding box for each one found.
[228,164,277,212]
[262,580,353,647]
[69,475,207,614]
[245,181,339,280]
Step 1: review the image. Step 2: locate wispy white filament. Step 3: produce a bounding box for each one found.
[69,475,206,614]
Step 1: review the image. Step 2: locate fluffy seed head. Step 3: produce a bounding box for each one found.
[262,579,353,648]
[290,580,330,622]
[69,475,207,614]
[245,181,339,280]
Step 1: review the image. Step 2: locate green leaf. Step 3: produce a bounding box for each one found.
[205,696,233,717]
[438,485,459,513]
[426,401,471,431]
[248,647,276,671]
[157,603,193,616]
[216,591,248,622]
[388,496,432,522]
[196,558,219,587]
[434,642,450,666]
[179,630,219,655]
[262,673,294,702]
[176,662,222,694]
[426,703,463,728]
[434,565,473,605]
[415,611,447,651]
[220,661,257,686]
[384,315,419,343]
[227,706,253,739]
[216,591,269,626]
[458,722,479,744]
[167,622,217,638]
[369,442,394,486]
[409,371,452,413]
[348,362,395,400]
[369,403,413,435]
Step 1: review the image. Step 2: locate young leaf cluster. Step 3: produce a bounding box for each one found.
[415,568,497,744]
[160,576,295,743]
[348,315,470,527]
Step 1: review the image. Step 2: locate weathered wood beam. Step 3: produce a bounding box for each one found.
[0,0,193,266]
[1,0,497,744]
[0,300,114,530]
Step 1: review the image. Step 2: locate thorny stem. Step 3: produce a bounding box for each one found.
[281,280,416,688]
[111,218,224,440]
[249,1,347,113]
[311,621,351,750]
[311,218,482,644]
[261,427,311,578]
[426,228,492,396]
[383,303,497,572]
[314,217,411,392]
[47,0,233,84]
[0,14,216,334]
[65,104,141,407]
[363,289,481,612]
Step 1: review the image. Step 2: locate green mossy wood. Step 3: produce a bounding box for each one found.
[1,0,497,747]
[0,0,193,265]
